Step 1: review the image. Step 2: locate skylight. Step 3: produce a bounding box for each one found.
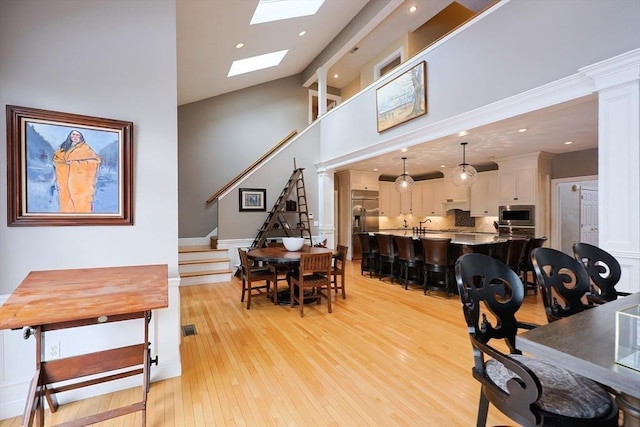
[228,50,289,77]
[250,0,325,25]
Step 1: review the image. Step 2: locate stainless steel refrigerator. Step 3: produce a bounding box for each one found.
[351,189,379,259]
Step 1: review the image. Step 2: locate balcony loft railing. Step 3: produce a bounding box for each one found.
[206,130,298,204]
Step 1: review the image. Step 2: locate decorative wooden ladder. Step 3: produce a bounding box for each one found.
[250,166,313,248]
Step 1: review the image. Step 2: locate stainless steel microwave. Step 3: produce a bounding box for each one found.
[498,205,535,226]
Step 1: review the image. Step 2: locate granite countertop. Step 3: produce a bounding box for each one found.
[375,229,505,245]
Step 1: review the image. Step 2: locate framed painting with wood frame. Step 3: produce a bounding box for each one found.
[376,61,427,132]
[6,105,133,226]
[239,188,266,212]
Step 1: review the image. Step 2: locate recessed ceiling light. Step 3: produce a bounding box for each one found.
[228,50,288,77]
[564,141,574,145]
[458,130,468,137]
[373,168,378,171]
[409,5,417,13]
[333,73,339,78]
[518,128,528,133]
[251,0,325,25]
[401,147,408,153]
[440,164,446,168]
[236,43,244,49]
[299,30,306,37]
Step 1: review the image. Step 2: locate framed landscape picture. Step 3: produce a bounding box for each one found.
[6,105,133,226]
[376,61,427,132]
[239,188,266,212]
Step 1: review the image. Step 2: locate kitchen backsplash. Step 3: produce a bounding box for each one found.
[379,212,499,233]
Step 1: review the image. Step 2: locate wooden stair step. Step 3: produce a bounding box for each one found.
[179,258,230,266]
[180,269,232,278]
[179,245,225,253]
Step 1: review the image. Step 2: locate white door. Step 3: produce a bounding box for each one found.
[580,187,598,245]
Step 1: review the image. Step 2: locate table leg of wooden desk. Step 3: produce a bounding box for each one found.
[618,393,640,427]
[22,325,44,427]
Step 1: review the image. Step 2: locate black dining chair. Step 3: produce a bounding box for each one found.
[455,253,618,427]
[531,247,595,323]
[573,242,628,304]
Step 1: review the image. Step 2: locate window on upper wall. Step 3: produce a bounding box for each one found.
[374,47,405,80]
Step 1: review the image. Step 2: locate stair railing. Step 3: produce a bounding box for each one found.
[206,130,298,204]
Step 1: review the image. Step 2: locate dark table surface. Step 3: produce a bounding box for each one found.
[247,245,333,263]
[517,292,640,397]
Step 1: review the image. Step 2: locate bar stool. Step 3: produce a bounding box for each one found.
[394,235,422,290]
[376,233,399,284]
[420,237,454,297]
[357,232,379,278]
[520,236,548,295]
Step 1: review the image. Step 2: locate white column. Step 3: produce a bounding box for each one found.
[316,168,335,249]
[316,67,328,117]
[582,49,640,293]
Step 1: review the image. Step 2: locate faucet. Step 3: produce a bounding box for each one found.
[403,219,408,229]
[419,218,432,232]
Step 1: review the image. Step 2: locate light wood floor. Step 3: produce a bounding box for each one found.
[1,260,547,427]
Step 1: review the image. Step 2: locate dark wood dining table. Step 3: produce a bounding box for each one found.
[246,244,333,264]
[247,245,335,305]
[517,292,640,427]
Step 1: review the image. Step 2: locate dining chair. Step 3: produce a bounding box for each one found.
[394,235,423,290]
[520,236,548,295]
[331,244,348,299]
[455,253,618,427]
[531,247,594,323]
[289,251,333,317]
[572,242,628,304]
[376,233,399,284]
[420,237,454,297]
[357,232,379,277]
[238,248,277,309]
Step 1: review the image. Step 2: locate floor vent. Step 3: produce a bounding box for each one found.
[182,324,197,336]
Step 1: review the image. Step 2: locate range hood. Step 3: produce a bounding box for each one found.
[443,199,470,212]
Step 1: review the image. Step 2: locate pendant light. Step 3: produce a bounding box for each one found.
[394,157,414,193]
[450,142,477,187]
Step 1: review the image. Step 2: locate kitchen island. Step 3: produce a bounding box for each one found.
[376,229,507,246]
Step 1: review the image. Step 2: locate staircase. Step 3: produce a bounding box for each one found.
[179,244,232,286]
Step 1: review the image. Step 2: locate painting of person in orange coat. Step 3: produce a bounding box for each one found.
[52,130,101,212]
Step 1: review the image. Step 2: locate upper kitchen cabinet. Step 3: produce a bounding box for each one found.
[496,152,555,236]
[421,178,445,216]
[349,170,380,191]
[379,181,401,216]
[498,168,536,204]
[410,181,424,216]
[470,170,498,216]
[379,181,413,216]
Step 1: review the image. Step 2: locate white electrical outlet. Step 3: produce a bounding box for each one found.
[47,341,61,360]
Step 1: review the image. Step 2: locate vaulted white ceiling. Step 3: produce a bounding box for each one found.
[176,0,598,178]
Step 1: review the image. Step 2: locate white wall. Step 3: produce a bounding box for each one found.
[0,0,181,419]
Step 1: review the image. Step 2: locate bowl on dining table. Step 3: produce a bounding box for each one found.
[282,237,305,251]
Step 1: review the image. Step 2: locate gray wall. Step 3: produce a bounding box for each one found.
[552,148,598,179]
[178,75,309,237]
[0,0,180,418]
[218,125,321,240]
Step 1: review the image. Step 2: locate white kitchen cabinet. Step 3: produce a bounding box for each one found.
[470,171,498,216]
[410,181,424,216]
[349,170,380,191]
[498,168,536,204]
[420,178,445,216]
[379,181,401,216]
[442,172,470,202]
